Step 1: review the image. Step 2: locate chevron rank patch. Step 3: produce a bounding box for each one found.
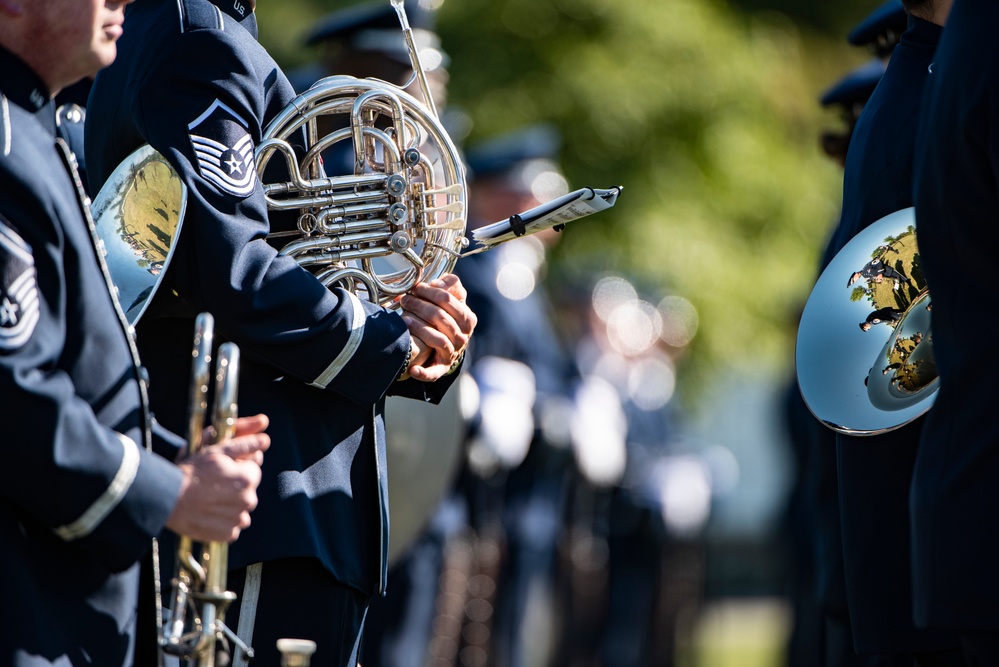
[188,99,256,198]
[0,216,39,352]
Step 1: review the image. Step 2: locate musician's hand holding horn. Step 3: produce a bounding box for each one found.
[165,414,270,543]
[399,274,477,382]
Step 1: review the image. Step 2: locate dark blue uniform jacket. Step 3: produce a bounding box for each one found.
[0,48,184,666]
[86,0,455,597]
[823,16,959,654]
[912,0,999,629]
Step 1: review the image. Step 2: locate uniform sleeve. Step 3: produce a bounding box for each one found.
[0,175,183,573]
[133,29,409,408]
[152,417,186,463]
[389,362,462,404]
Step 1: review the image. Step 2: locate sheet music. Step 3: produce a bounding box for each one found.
[463,186,622,255]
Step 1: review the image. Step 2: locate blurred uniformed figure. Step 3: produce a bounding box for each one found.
[84,1,475,665]
[817,0,903,168]
[848,0,909,61]
[819,59,885,167]
[554,275,705,667]
[292,0,449,106]
[0,2,268,665]
[912,0,999,662]
[434,124,579,667]
[818,0,904,169]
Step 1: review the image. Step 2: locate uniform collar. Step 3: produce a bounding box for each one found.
[900,14,944,50]
[0,45,56,136]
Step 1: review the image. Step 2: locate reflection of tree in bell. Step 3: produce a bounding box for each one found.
[892,332,936,395]
[848,228,923,313]
[120,155,182,266]
[882,332,922,375]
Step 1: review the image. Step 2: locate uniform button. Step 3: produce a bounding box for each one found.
[139,366,151,386]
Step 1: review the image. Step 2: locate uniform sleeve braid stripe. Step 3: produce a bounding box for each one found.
[310,291,366,389]
[54,433,141,541]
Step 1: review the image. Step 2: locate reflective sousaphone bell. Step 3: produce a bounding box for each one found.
[796,208,938,435]
[90,144,187,325]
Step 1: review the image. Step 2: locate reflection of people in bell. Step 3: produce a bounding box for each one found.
[882,332,923,373]
[859,306,904,331]
[848,256,912,287]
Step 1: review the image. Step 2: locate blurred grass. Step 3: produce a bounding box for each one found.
[679,598,791,667]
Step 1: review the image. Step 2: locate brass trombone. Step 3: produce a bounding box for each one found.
[160,312,252,665]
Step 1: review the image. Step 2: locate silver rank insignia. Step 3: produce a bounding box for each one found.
[0,217,39,352]
[187,99,256,198]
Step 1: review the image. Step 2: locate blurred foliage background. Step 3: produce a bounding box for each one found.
[256,0,878,404]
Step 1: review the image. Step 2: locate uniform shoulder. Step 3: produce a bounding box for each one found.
[0,106,67,243]
[128,0,239,38]
[0,96,54,180]
[176,0,226,33]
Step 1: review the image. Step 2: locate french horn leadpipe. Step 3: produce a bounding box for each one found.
[160,312,252,665]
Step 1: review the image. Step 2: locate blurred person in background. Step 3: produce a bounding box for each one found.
[849,0,910,61]
[292,0,449,105]
[819,0,903,168]
[452,123,580,667]
[819,60,886,167]
[554,274,705,667]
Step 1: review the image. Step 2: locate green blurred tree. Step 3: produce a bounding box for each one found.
[256,0,870,402]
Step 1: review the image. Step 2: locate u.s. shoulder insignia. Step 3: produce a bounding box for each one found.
[0,216,39,352]
[187,99,256,198]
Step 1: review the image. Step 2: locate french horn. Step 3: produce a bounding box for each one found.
[91,0,465,323]
[796,207,938,435]
[255,0,467,306]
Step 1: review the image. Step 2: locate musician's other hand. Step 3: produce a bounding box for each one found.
[167,429,269,543]
[400,275,476,382]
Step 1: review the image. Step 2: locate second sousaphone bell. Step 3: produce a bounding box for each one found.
[796,207,938,435]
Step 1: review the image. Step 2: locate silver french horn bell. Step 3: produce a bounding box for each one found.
[796,207,938,435]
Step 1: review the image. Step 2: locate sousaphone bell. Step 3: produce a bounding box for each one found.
[796,207,938,435]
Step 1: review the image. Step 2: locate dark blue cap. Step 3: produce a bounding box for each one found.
[465,124,562,181]
[848,0,907,49]
[304,1,435,47]
[302,1,448,70]
[820,59,885,108]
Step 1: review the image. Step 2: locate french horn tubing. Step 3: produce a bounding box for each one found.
[795,208,938,435]
[160,312,252,666]
[253,0,467,307]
